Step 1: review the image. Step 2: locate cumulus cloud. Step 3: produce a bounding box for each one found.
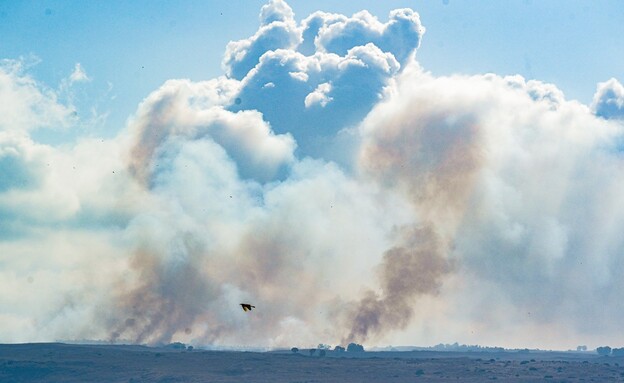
[223,0,300,80]
[591,78,624,119]
[314,8,424,63]
[3,0,624,351]
[224,3,422,161]
[260,0,294,25]
[231,43,401,161]
[304,82,332,108]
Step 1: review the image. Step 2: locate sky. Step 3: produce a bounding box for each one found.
[1,0,624,350]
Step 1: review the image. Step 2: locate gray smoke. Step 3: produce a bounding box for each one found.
[343,225,453,343]
[4,2,624,351]
[342,68,484,343]
[108,243,220,345]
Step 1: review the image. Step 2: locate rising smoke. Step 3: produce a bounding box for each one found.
[2,0,624,349]
[343,225,453,344]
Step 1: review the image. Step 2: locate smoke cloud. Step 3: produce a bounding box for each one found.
[343,225,453,344]
[2,1,624,350]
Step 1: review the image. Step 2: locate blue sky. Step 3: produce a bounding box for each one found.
[1,1,622,140]
[2,0,624,349]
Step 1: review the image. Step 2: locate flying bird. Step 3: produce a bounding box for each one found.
[240,303,255,312]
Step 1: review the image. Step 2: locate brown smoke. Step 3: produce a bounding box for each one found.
[344,225,453,343]
[361,109,482,228]
[107,239,224,345]
[127,90,182,187]
[345,102,484,343]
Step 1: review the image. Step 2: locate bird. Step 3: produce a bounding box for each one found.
[240,303,255,312]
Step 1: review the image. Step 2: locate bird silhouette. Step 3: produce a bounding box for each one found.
[240,303,255,312]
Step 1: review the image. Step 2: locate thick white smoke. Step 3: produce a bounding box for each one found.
[2,1,624,350]
[357,67,624,347]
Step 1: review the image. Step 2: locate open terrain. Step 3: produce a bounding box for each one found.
[1,343,623,382]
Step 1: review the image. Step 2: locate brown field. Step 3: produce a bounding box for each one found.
[1,343,623,382]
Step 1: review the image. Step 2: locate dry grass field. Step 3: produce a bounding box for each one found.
[1,343,624,382]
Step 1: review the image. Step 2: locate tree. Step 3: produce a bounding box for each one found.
[318,344,331,350]
[334,346,345,352]
[612,348,624,356]
[319,349,326,357]
[347,343,365,352]
[597,346,612,356]
[291,347,299,353]
[309,349,317,356]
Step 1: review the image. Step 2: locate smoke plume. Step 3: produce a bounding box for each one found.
[344,226,453,343]
[3,1,624,350]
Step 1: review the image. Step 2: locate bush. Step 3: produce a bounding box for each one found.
[347,343,365,352]
[611,348,624,356]
[318,344,331,350]
[334,346,345,352]
[597,346,612,356]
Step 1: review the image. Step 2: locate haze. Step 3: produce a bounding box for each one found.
[1,0,624,352]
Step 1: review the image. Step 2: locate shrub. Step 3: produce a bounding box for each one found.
[612,348,624,357]
[318,344,331,350]
[597,346,612,356]
[347,343,365,352]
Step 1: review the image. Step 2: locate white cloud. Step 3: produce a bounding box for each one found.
[260,0,294,25]
[304,82,332,108]
[222,2,420,161]
[288,71,308,82]
[69,63,90,84]
[222,0,300,80]
[232,43,401,161]
[591,77,624,119]
[0,59,74,132]
[299,11,346,56]
[504,74,565,108]
[313,8,425,63]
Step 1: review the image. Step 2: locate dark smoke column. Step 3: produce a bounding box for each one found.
[344,226,453,344]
